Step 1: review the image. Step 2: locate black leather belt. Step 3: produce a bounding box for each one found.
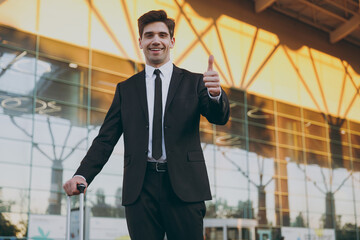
[147,162,167,172]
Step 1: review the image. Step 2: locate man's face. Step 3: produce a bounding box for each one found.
[139,21,175,68]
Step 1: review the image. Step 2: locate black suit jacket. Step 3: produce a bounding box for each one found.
[75,65,230,205]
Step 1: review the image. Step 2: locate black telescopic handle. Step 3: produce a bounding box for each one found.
[77,183,86,193]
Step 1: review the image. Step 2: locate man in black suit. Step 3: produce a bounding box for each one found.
[63,9,229,240]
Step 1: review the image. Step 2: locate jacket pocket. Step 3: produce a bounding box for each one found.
[187,151,205,162]
[124,156,131,167]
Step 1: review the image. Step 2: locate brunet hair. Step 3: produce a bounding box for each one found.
[138,10,175,39]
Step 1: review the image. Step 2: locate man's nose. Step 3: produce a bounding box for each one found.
[152,35,161,44]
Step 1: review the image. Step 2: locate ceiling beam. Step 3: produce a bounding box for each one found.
[255,0,276,13]
[330,14,360,43]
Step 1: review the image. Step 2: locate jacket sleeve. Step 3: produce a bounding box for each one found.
[197,74,230,125]
[74,83,123,185]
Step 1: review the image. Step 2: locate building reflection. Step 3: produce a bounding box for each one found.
[0,3,359,239]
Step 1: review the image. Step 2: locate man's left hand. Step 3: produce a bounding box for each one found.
[203,55,221,97]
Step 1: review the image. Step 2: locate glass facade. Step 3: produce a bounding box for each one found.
[0,1,360,240]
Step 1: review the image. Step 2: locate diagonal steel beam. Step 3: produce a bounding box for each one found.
[86,0,129,59]
[255,0,276,13]
[330,14,360,43]
[308,48,329,114]
[282,45,322,112]
[173,0,230,85]
[120,0,142,61]
[243,43,280,90]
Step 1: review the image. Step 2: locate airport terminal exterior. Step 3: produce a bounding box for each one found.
[0,0,359,239]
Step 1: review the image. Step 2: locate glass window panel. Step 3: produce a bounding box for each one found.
[0,53,36,96]
[249,141,276,159]
[247,94,274,111]
[97,153,123,176]
[217,120,244,137]
[33,101,88,126]
[229,103,244,120]
[305,137,327,153]
[38,55,89,85]
[247,108,274,126]
[216,133,245,150]
[328,125,348,144]
[329,142,350,158]
[30,190,59,215]
[276,101,301,117]
[351,133,360,147]
[224,87,244,104]
[92,51,137,76]
[0,114,33,141]
[33,144,87,169]
[353,173,360,218]
[305,165,330,198]
[86,173,123,201]
[308,211,324,229]
[91,69,125,92]
[0,163,30,188]
[33,119,88,147]
[39,36,89,65]
[303,109,325,124]
[215,147,248,172]
[204,227,223,240]
[349,120,360,132]
[0,25,36,51]
[353,159,360,172]
[246,152,275,182]
[200,115,214,132]
[306,152,329,167]
[216,169,249,190]
[0,212,28,237]
[248,125,275,143]
[290,211,308,228]
[352,147,360,161]
[200,130,214,145]
[214,188,252,218]
[0,95,34,117]
[0,138,31,164]
[87,193,125,218]
[0,187,29,214]
[279,147,304,164]
[37,79,89,107]
[278,131,303,148]
[277,116,302,132]
[304,123,326,138]
[31,166,57,190]
[91,89,114,111]
[90,109,106,126]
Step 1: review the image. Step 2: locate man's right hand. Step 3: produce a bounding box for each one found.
[63,176,88,196]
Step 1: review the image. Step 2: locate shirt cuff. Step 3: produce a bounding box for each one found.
[73,175,87,182]
[207,89,221,103]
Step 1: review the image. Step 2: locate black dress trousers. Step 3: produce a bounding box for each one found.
[125,165,206,240]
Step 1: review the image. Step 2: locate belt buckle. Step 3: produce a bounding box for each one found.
[155,162,166,172]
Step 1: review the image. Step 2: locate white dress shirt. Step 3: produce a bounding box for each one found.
[145,60,173,162]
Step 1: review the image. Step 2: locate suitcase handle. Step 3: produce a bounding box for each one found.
[66,184,86,240]
[77,183,86,193]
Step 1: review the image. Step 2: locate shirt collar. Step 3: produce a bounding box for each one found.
[145,60,173,78]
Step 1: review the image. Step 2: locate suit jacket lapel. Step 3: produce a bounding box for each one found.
[135,70,149,123]
[165,65,183,113]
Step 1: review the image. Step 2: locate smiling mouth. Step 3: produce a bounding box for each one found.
[149,48,163,52]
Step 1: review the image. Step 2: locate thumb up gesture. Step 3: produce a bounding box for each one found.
[203,55,221,97]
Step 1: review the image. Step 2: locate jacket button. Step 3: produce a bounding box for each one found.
[145,150,148,154]
[146,125,149,129]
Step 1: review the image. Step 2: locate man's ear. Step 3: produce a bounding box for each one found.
[170,37,175,49]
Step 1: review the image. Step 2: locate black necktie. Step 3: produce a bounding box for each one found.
[152,69,162,160]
